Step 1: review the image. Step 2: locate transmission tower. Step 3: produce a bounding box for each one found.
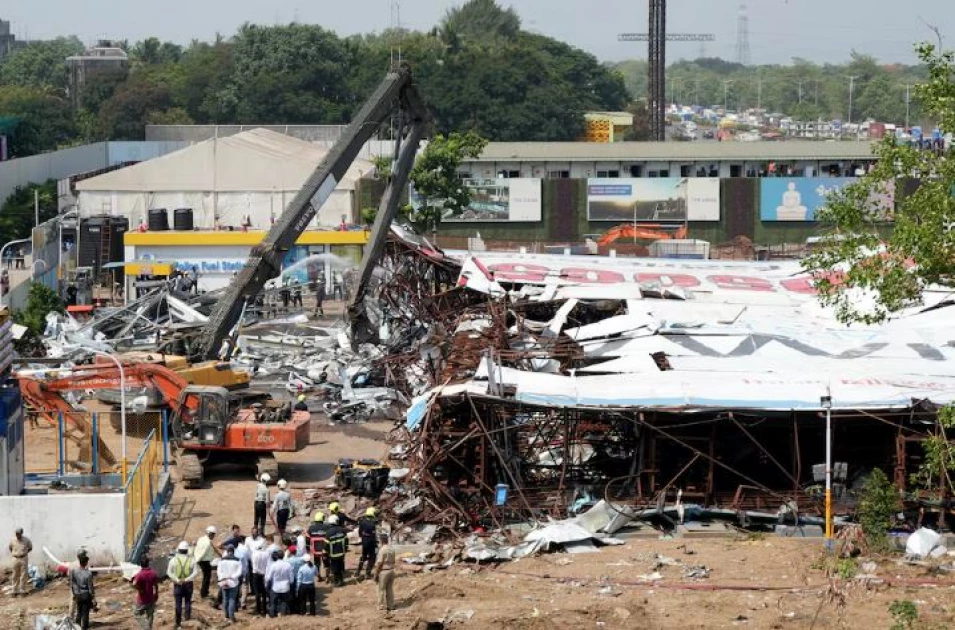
[735,3,751,66]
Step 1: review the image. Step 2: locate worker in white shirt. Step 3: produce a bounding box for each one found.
[250,538,270,617]
[193,526,220,599]
[216,545,243,623]
[292,526,307,557]
[253,474,270,534]
[272,479,292,536]
[265,549,293,618]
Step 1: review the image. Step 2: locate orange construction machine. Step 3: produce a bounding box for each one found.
[18,362,310,487]
[596,223,688,247]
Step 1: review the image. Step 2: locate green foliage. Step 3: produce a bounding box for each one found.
[408,131,488,232]
[0,87,74,156]
[13,283,64,335]
[803,44,955,325]
[97,80,175,139]
[856,468,900,552]
[146,107,194,126]
[888,600,919,630]
[0,37,84,92]
[442,0,521,41]
[129,38,183,66]
[910,406,955,495]
[0,181,57,244]
[371,155,393,180]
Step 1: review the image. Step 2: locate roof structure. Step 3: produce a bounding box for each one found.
[76,128,372,193]
[471,141,876,163]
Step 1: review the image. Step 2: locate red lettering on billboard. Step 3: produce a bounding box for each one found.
[634,273,701,288]
[706,275,775,292]
[562,268,626,284]
[779,277,817,294]
[487,263,548,283]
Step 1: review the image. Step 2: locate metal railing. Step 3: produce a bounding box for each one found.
[124,428,166,559]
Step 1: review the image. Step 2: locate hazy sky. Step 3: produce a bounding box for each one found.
[3,0,953,65]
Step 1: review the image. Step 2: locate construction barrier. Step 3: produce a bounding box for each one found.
[124,428,167,559]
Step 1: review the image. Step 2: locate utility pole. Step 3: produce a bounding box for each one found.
[723,80,733,112]
[618,2,715,141]
[847,75,859,126]
[904,84,911,129]
[756,73,763,111]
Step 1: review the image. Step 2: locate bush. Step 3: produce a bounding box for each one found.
[856,468,900,553]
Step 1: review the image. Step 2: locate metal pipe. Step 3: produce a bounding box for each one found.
[91,412,99,476]
[821,392,833,542]
[83,348,127,483]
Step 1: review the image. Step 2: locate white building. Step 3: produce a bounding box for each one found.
[75,128,373,230]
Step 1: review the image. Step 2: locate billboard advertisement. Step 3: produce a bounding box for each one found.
[760,177,855,221]
[587,178,720,222]
[410,178,542,222]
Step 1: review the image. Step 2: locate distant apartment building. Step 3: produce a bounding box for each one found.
[0,19,27,60]
[67,40,128,109]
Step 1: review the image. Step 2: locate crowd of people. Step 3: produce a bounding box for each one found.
[26,473,396,629]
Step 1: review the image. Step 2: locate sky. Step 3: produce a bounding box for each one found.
[2,0,953,66]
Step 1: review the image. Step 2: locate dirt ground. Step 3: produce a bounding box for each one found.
[9,418,955,629]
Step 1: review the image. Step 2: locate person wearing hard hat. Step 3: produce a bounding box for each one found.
[324,515,348,587]
[167,541,197,628]
[194,525,220,600]
[293,394,308,412]
[292,526,307,558]
[306,512,327,582]
[254,474,271,535]
[272,479,292,536]
[356,507,379,580]
[328,501,357,527]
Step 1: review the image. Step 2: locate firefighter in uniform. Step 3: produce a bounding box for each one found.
[356,507,379,580]
[306,512,327,582]
[324,515,348,587]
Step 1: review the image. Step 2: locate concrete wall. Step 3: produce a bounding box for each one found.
[0,143,109,210]
[0,493,126,566]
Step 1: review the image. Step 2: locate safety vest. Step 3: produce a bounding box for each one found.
[327,532,346,558]
[171,555,194,582]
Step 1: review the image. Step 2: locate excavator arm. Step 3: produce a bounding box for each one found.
[196,63,432,361]
[596,223,688,246]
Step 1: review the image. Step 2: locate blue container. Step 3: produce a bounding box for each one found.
[494,483,509,506]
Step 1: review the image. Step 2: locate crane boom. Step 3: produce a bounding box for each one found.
[196,64,431,361]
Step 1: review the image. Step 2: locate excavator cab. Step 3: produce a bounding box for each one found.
[172,385,231,447]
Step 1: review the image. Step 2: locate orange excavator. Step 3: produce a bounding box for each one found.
[18,362,310,487]
[596,223,688,247]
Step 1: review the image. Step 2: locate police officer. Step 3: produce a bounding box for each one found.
[324,515,348,587]
[356,507,378,580]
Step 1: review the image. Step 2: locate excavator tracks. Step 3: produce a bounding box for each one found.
[177,451,204,489]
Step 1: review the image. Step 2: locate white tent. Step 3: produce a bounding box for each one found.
[76,128,373,229]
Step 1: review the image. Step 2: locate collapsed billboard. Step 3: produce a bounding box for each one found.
[587,178,720,222]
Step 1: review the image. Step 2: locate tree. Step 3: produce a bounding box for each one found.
[129,37,182,66]
[803,43,955,324]
[408,131,488,232]
[229,23,356,124]
[0,87,74,155]
[97,80,175,139]
[13,282,64,336]
[624,101,651,141]
[0,37,84,92]
[442,0,521,41]
[0,180,58,245]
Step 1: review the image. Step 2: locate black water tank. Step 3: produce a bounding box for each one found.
[173,207,194,231]
[107,216,128,264]
[148,208,169,231]
[78,217,105,268]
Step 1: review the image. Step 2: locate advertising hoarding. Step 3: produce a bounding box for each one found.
[760,177,855,222]
[410,178,542,222]
[587,178,720,222]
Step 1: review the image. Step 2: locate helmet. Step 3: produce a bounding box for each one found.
[329,501,340,513]
[313,511,325,522]
[260,473,271,483]
[277,479,287,489]
[206,526,217,535]
[365,507,377,518]
[177,541,190,552]
[298,394,306,402]
[292,526,303,534]
[327,515,339,525]
[303,554,312,563]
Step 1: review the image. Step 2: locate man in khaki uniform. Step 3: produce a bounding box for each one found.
[8,527,32,596]
[372,532,396,612]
